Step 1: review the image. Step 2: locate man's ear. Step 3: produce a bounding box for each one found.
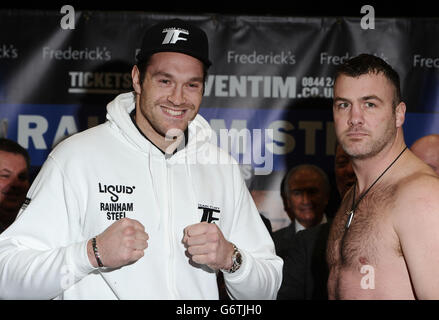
[395,101,406,128]
[131,65,142,95]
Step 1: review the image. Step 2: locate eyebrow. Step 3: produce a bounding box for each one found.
[151,71,173,79]
[333,95,384,103]
[361,95,384,103]
[152,71,203,83]
[333,97,350,103]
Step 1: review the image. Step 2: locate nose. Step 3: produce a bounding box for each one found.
[167,85,186,106]
[348,104,364,127]
[301,192,311,204]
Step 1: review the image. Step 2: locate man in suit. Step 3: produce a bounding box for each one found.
[277,144,355,299]
[272,164,331,261]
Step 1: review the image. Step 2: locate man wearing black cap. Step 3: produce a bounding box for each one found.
[0,18,282,300]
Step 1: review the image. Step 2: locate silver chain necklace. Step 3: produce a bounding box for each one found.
[345,146,408,229]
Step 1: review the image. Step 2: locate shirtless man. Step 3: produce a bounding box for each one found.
[327,53,439,299]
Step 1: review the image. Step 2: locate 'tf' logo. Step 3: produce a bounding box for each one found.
[198,205,220,223]
[162,28,189,44]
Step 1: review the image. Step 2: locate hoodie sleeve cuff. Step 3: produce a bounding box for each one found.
[66,240,97,280]
[222,248,251,282]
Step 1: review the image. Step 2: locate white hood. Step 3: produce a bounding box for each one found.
[104,92,222,238]
[105,91,215,161]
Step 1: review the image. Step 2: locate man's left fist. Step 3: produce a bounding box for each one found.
[183,222,234,270]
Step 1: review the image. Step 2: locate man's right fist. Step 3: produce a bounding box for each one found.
[87,218,149,268]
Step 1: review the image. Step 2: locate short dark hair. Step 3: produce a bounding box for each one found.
[334,53,402,107]
[0,138,30,171]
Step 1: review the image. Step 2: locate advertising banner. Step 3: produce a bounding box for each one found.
[1,10,438,229]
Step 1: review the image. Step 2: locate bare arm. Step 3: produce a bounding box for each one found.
[394,174,439,299]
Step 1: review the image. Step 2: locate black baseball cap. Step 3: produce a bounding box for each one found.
[136,19,212,68]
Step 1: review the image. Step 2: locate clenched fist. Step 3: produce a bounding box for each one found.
[183,222,234,271]
[87,218,149,268]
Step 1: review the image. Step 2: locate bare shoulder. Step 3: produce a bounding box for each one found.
[398,169,439,200]
[392,167,439,230]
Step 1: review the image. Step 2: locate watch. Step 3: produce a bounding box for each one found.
[222,243,242,274]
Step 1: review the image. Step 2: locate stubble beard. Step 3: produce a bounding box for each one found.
[139,95,191,140]
[340,123,397,161]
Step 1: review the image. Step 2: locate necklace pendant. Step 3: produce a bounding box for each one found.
[345,210,354,229]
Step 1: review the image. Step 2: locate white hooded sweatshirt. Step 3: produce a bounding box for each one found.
[0,92,282,299]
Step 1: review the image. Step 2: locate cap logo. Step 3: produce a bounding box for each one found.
[162,27,189,44]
